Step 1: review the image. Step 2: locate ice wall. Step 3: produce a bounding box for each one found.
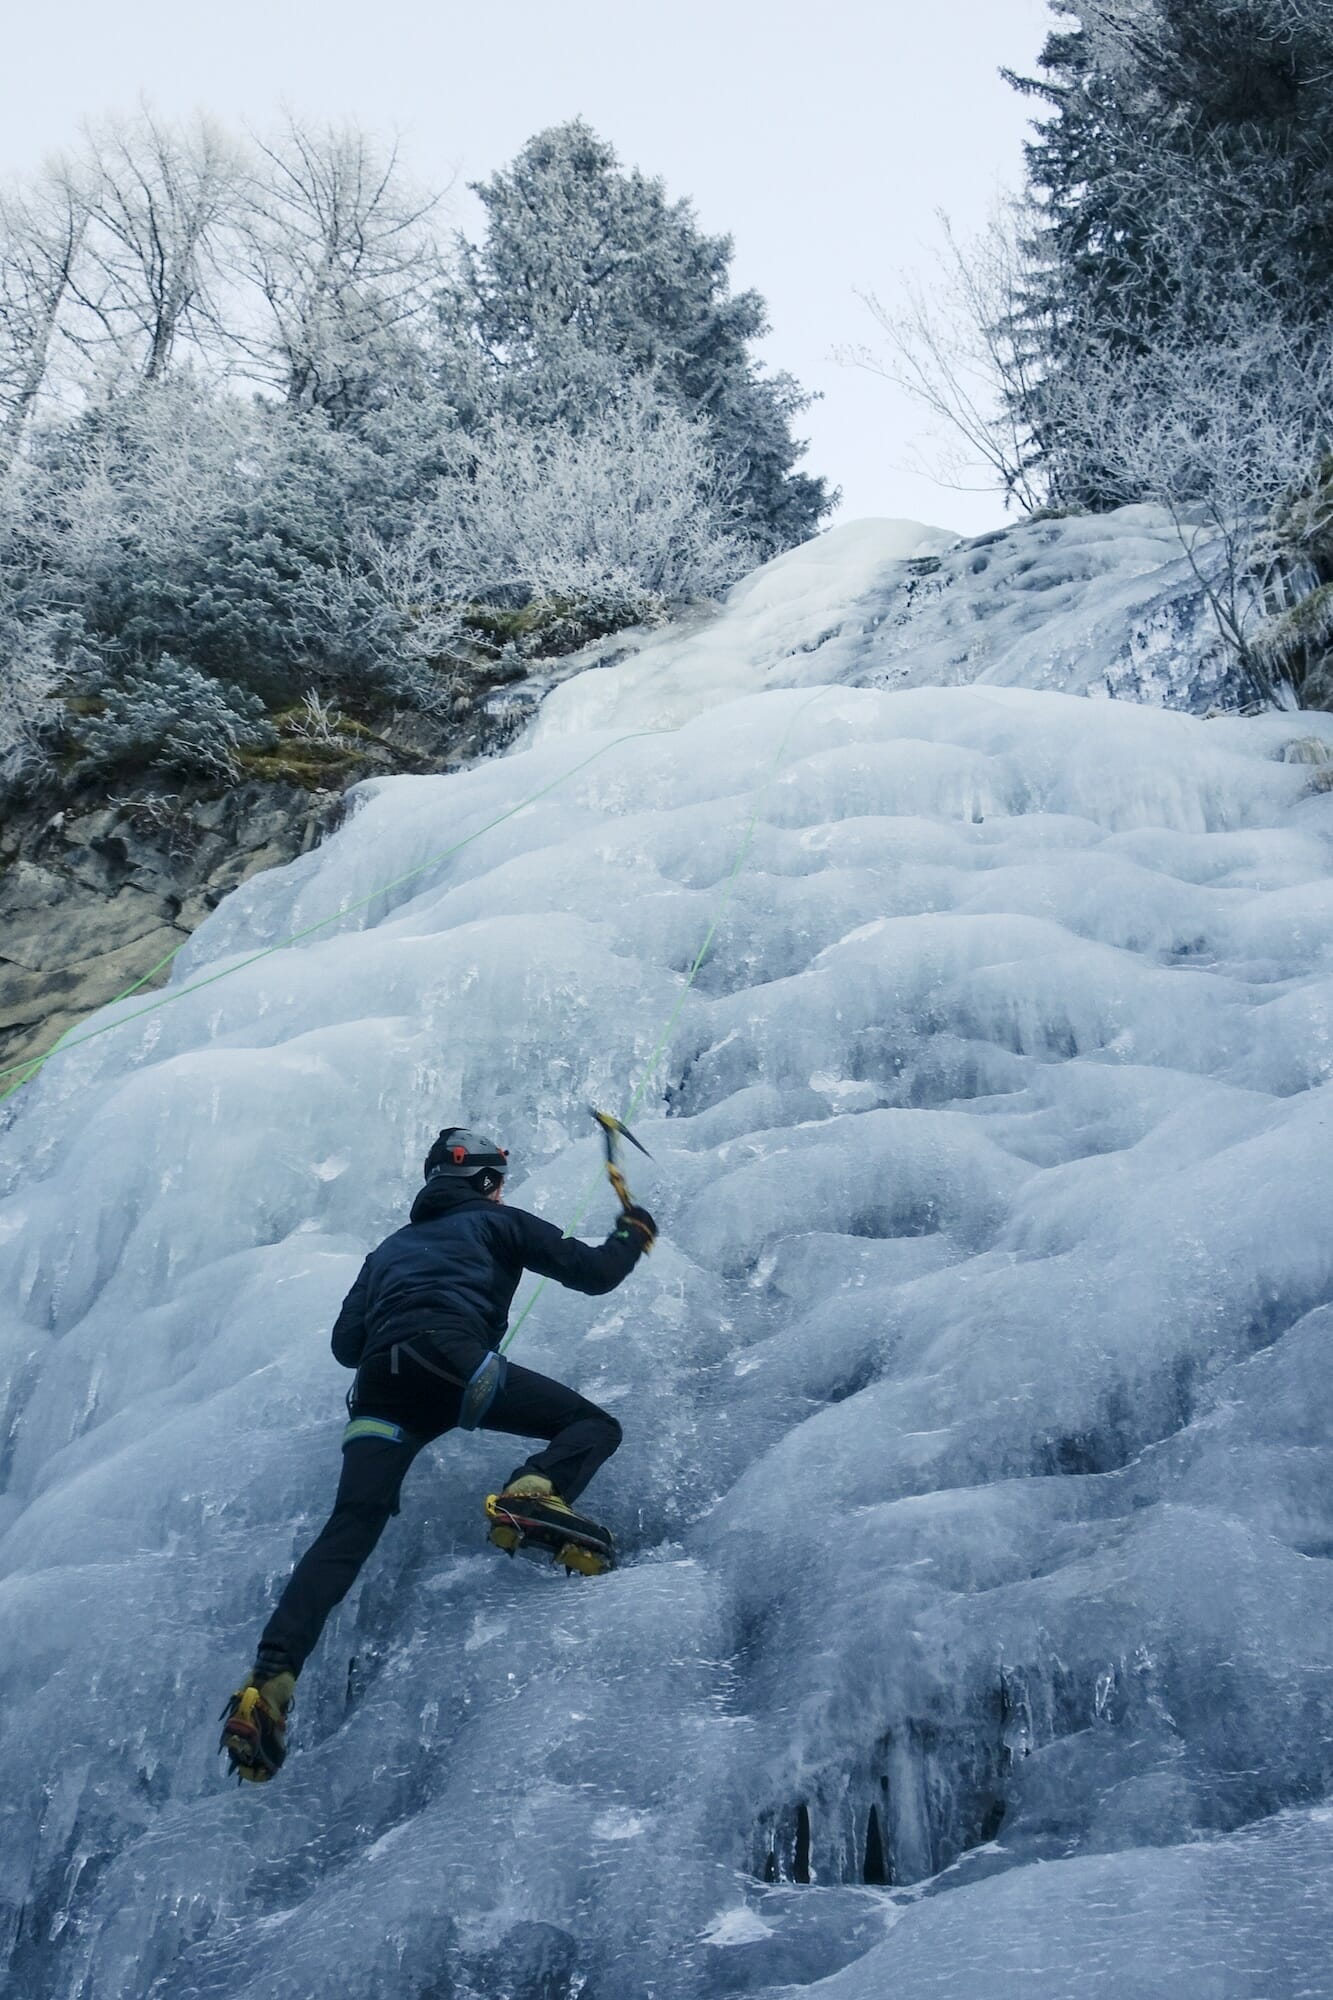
[3,516,1333,1998]
[526,506,1237,744]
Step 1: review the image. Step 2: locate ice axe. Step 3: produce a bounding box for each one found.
[590,1107,652,1220]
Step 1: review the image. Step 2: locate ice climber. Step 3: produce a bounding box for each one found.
[220,1126,656,1783]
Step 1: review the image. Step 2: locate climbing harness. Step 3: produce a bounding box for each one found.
[340,1414,413,1449]
[459,1351,507,1431]
[348,1342,505,1433]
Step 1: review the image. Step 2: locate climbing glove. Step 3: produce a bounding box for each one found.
[615,1204,658,1255]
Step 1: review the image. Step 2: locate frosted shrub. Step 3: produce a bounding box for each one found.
[72,652,275,782]
[438,382,752,622]
[0,608,68,788]
[21,374,261,595]
[347,526,467,711]
[283,688,351,745]
[1042,319,1333,701]
[22,383,408,704]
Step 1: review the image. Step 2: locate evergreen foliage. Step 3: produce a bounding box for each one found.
[461,121,831,556]
[1007,0,1333,508]
[444,381,749,617]
[860,0,1333,702]
[74,654,275,782]
[0,116,827,801]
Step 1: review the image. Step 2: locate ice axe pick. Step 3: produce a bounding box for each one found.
[589,1107,652,1218]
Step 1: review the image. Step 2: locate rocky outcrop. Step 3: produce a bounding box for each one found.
[0,782,345,1080]
[0,639,609,1088]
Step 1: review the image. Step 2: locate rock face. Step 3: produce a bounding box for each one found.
[0,782,344,1081]
[0,643,602,1088]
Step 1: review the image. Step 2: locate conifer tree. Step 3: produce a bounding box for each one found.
[1006,0,1333,506]
[460,121,829,555]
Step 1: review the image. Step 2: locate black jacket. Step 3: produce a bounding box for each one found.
[330,1176,644,1379]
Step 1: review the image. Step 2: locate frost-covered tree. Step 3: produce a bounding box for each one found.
[461,120,830,555]
[0,116,447,451]
[1038,313,1333,693]
[1005,0,1333,506]
[851,1,1333,702]
[0,113,829,797]
[233,120,445,422]
[68,111,240,387]
[850,207,1050,514]
[0,168,88,471]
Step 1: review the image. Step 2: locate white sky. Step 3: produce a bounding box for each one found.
[1,0,1052,537]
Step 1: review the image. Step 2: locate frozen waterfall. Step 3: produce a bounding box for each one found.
[3,515,1333,1998]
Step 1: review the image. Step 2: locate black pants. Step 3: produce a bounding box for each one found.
[257,1347,622,1676]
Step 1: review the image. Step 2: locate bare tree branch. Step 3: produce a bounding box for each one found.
[70,109,240,382]
[230,118,449,418]
[842,207,1050,514]
[0,164,89,470]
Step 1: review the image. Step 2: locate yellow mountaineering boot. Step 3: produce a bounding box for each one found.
[500,1474,569,1507]
[484,1475,615,1575]
[486,1473,567,1553]
[219,1669,296,1783]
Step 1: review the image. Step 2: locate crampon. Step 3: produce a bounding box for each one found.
[485,1488,616,1576]
[218,1672,294,1783]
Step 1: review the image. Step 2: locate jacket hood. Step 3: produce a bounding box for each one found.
[408,1178,495,1227]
